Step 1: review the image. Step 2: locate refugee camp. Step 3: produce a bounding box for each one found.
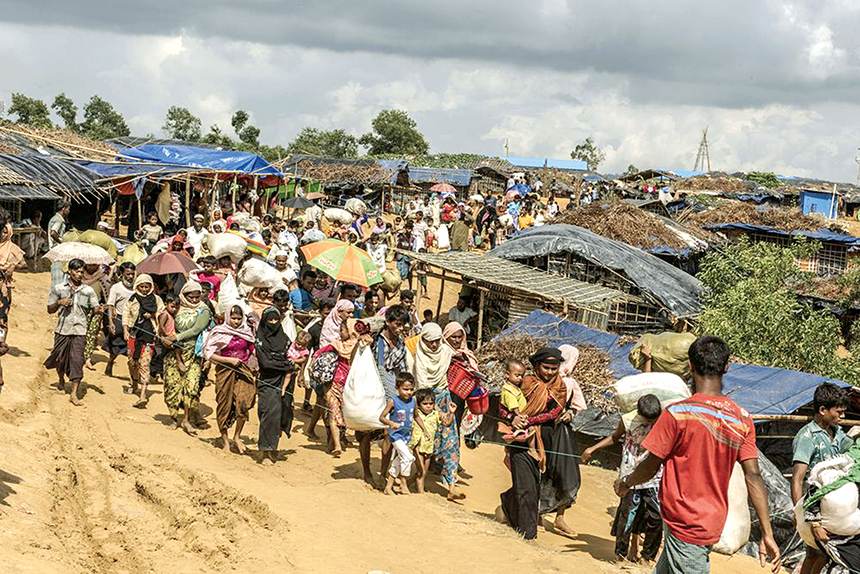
[4,3,860,574]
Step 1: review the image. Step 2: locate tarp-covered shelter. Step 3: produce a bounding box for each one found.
[0,154,102,203]
[120,144,282,183]
[489,224,702,329]
[407,166,473,199]
[397,249,661,338]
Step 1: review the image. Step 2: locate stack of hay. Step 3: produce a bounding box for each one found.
[686,202,847,233]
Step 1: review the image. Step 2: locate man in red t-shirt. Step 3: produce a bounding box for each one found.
[615,335,781,574]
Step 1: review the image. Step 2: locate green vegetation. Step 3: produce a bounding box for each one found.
[570,136,605,171]
[359,109,429,156]
[746,171,781,188]
[697,237,860,384]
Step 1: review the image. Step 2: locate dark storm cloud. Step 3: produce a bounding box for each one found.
[2,0,859,107]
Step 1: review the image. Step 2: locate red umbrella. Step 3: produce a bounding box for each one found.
[135,251,199,275]
[430,183,457,194]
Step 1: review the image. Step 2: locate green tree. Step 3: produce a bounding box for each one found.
[201,124,234,147]
[7,93,52,128]
[231,110,249,134]
[286,127,358,158]
[51,93,79,131]
[162,106,202,141]
[570,137,605,171]
[359,109,429,155]
[624,164,639,176]
[79,95,130,140]
[746,171,781,189]
[230,110,260,147]
[696,237,860,383]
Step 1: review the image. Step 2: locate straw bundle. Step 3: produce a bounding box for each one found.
[476,334,618,412]
[551,201,714,251]
[687,202,846,233]
[295,160,391,185]
[676,176,750,193]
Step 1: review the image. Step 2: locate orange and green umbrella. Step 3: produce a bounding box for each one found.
[300,239,382,288]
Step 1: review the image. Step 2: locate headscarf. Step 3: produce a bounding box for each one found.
[203,305,256,360]
[81,264,108,298]
[520,346,568,418]
[319,299,354,348]
[559,344,587,412]
[255,307,289,373]
[442,321,478,370]
[179,279,205,312]
[0,223,24,275]
[123,274,163,353]
[372,217,387,236]
[247,287,271,317]
[168,234,191,257]
[409,322,454,390]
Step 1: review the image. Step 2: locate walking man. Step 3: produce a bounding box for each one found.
[615,335,781,573]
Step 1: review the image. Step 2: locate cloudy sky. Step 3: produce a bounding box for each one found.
[2,0,859,180]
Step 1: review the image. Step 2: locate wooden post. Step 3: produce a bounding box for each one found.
[253,175,260,216]
[436,269,447,319]
[136,195,143,234]
[476,290,486,349]
[185,173,192,227]
[231,174,238,210]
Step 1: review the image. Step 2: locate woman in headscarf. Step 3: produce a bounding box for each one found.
[209,208,226,233]
[559,344,587,413]
[319,299,354,349]
[82,263,110,370]
[407,322,463,501]
[255,306,294,465]
[442,321,479,426]
[204,304,258,455]
[371,216,387,237]
[499,347,582,540]
[163,280,211,435]
[476,197,499,249]
[247,286,272,318]
[121,273,164,408]
[167,234,191,258]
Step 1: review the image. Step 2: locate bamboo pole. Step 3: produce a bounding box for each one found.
[477,290,486,349]
[436,269,447,319]
[136,194,143,234]
[231,175,238,210]
[184,174,192,228]
[752,414,860,426]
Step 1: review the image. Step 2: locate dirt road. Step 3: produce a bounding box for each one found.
[0,271,769,573]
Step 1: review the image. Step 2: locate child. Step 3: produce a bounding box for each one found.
[122,274,164,408]
[500,358,527,440]
[421,309,434,326]
[791,382,851,574]
[288,330,312,391]
[140,212,163,251]
[379,372,426,495]
[193,256,222,300]
[157,293,186,375]
[582,394,663,564]
[410,388,454,493]
[415,248,429,298]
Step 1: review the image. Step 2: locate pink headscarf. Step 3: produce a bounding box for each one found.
[442,321,478,370]
[319,299,355,348]
[559,344,587,412]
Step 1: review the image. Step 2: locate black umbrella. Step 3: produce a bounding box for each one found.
[282,196,315,209]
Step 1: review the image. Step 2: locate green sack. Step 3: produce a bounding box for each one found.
[628,332,698,380]
[78,229,118,259]
[61,229,80,244]
[121,243,147,266]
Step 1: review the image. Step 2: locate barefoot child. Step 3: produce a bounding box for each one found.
[157,293,186,374]
[287,330,312,391]
[122,274,164,408]
[410,388,453,493]
[582,394,663,564]
[380,372,425,495]
[500,359,527,438]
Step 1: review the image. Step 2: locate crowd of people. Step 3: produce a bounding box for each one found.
[11,187,824,574]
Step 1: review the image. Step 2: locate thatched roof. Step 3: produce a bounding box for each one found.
[0,122,116,161]
[684,202,847,234]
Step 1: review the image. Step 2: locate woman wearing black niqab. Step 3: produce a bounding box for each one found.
[255,306,294,466]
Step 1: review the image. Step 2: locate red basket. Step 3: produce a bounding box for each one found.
[447,360,479,399]
[466,386,489,415]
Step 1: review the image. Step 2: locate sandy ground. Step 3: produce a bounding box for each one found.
[0,271,773,574]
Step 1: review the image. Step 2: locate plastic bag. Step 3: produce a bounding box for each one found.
[324,208,355,225]
[714,463,751,555]
[614,372,690,415]
[342,344,386,431]
[78,229,118,259]
[628,332,697,380]
[237,258,281,290]
[207,232,247,263]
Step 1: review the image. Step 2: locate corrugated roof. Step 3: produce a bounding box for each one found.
[397,249,626,309]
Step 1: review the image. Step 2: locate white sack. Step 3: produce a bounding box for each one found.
[342,345,387,431]
[237,258,281,290]
[795,455,860,538]
[344,197,367,216]
[714,463,751,555]
[324,208,355,225]
[217,274,248,317]
[614,372,690,415]
[207,233,247,263]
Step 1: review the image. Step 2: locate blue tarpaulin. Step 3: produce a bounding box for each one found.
[502,309,849,417]
[705,222,860,246]
[408,166,472,186]
[120,144,283,176]
[75,160,206,179]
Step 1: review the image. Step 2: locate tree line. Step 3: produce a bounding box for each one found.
[5,92,605,166]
